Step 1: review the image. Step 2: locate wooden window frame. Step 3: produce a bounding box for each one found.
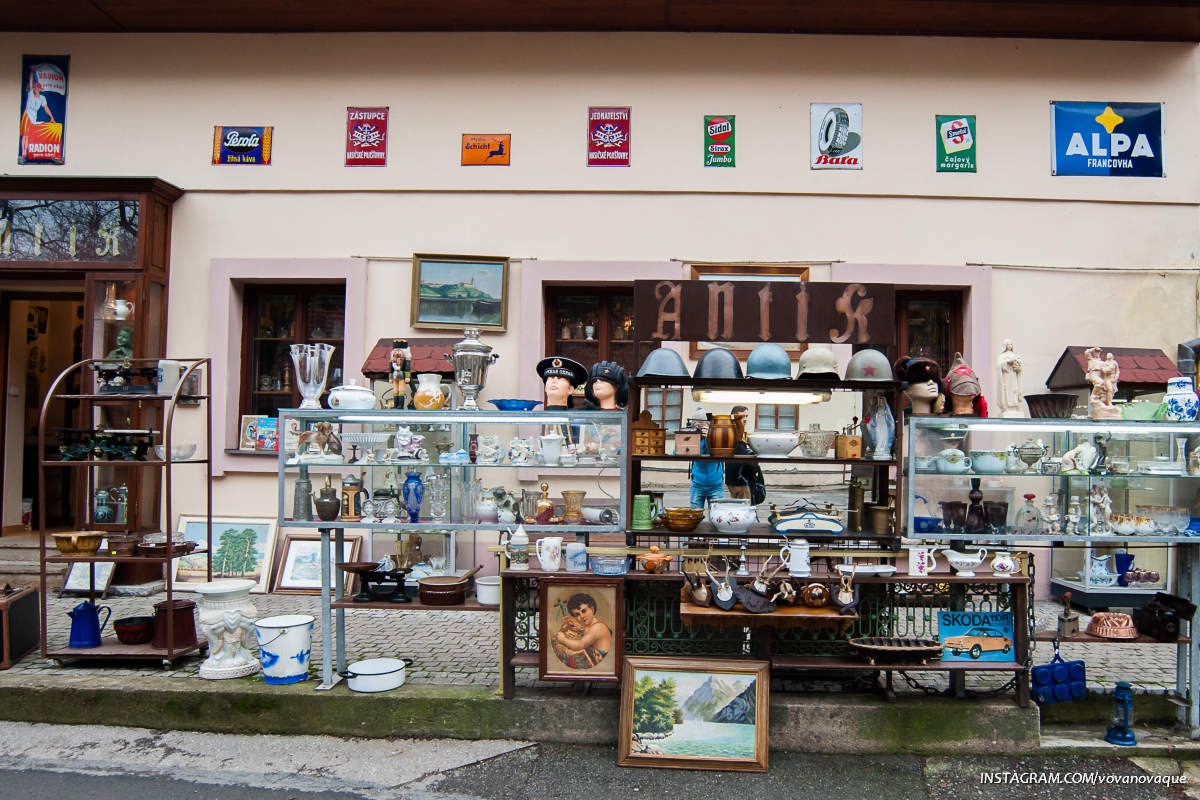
[686,263,815,361]
[754,403,799,432]
[542,284,654,379]
[895,289,965,378]
[644,387,684,432]
[239,283,346,421]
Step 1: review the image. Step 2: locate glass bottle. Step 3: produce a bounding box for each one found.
[1014,493,1043,535]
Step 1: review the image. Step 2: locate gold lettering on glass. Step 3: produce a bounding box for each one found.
[0,221,8,256]
[829,283,874,344]
[794,283,810,342]
[707,282,734,341]
[96,225,120,257]
[756,284,772,341]
[33,223,42,256]
[653,281,682,339]
[68,225,77,257]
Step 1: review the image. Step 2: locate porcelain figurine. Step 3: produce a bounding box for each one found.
[1085,346,1121,420]
[944,353,987,416]
[389,338,412,409]
[392,427,429,461]
[1065,495,1083,536]
[868,394,895,460]
[1089,485,1113,535]
[1060,440,1098,474]
[536,356,588,409]
[493,486,520,524]
[507,436,536,465]
[996,339,1027,418]
[1041,493,1061,535]
[1165,376,1200,421]
[290,421,343,465]
[476,434,502,464]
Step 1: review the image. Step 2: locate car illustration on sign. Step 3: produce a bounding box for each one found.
[942,626,1013,659]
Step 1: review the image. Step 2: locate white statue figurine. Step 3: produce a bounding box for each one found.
[1086,346,1121,419]
[869,395,895,461]
[996,339,1027,418]
[1089,485,1113,535]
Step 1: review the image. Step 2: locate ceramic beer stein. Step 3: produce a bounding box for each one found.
[502,525,530,570]
[564,541,588,572]
[535,536,564,571]
[779,538,811,577]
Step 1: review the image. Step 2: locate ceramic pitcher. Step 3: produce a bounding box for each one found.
[779,538,811,577]
[707,415,738,457]
[907,547,940,577]
[412,373,449,410]
[536,536,564,571]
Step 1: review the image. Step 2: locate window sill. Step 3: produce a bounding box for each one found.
[223,448,278,457]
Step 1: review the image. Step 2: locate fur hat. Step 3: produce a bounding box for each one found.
[583,360,629,408]
[893,356,941,387]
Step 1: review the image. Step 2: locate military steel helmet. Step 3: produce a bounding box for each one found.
[844,348,894,381]
[745,343,791,379]
[636,346,689,377]
[693,346,744,380]
[795,346,840,380]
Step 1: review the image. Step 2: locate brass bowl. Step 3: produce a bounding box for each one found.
[660,507,704,532]
[52,531,105,556]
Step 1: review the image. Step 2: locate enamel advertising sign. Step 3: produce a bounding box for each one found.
[704,115,735,167]
[811,103,862,170]
[587,106,630,167]
[461,134,511,166]
[345,107,388,166]
[1051,101,1163,177]
[18,55,69,165]
[936,115,976,172]
[212,126,273,165]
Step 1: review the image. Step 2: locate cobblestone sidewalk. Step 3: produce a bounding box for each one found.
[6,589,1181,699]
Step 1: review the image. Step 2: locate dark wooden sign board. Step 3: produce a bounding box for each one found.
[634,280,894,346]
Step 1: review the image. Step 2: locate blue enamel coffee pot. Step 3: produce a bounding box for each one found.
[68,600,112,648]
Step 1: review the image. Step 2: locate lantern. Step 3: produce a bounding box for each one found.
[1104,681,1137,746]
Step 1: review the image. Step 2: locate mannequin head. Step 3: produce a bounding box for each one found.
[894,356,944,414]
[583,361,629,410]
[535,356,588,408]
[945,352,987,417]
[544,375,574,407]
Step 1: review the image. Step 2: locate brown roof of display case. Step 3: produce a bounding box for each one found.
[1046,346,1180,393]
[360,337,456,380]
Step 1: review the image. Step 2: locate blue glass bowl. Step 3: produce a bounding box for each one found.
[489,399,543,411]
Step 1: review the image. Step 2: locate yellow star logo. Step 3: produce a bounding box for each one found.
[1094,106,1124,134]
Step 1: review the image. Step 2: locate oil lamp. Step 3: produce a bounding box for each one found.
[1104,681,1137,746]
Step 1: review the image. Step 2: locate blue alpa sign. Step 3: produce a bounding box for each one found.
[1051,101,1163,177]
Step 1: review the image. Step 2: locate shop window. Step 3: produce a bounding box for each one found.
[644,388,684,432]
[543,286,654,378]
[755,404,798,431]
[240,284,345,419]
[896,290,963,379]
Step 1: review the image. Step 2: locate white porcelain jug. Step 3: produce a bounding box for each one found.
[535,536,564,571]
[907,546,940,577]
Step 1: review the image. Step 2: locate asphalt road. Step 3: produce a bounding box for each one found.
[0,722,1195,800]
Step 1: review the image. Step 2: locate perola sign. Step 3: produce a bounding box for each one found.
[633,280,894,345]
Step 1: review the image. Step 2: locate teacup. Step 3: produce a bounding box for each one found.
[914,455,937,472]
[936,449,971,474]
[970,450,1006,474]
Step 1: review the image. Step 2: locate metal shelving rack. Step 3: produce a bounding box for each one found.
[37,357,212,666]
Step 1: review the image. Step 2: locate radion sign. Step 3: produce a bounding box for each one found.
[1051,101,1163,177]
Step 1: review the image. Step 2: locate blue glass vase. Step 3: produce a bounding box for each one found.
[402,471,425,523]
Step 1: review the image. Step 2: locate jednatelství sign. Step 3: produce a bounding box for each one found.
[634,280,894,345]
[1051,101,1163,177]
[587,106,631,167]
[936,114,976,172]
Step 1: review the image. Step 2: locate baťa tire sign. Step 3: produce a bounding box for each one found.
[1051,101,1163,177]
[811,103,862,170]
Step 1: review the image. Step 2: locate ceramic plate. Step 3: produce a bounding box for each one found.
[835,564,898,576]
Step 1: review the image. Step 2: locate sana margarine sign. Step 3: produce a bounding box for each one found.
[1051,101,1163,177]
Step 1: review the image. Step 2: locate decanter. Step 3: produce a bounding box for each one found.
[1014,493,1043,535]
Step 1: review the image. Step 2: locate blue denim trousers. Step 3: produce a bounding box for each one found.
[689,484,725,509]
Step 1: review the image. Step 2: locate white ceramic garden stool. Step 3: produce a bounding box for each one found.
[193,579,260,679]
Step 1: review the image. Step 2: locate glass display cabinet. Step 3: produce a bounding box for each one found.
[902,416,1199,605]
[276,406,628,689]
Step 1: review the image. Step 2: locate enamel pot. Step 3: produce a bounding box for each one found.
[339,657,414,692]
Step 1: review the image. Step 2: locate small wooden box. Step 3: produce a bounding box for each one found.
[835,434,862,459]
[0,586,39,669]
[673,429,703,456]
[631,410,665,456]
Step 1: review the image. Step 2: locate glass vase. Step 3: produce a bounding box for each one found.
[561,489,587,525]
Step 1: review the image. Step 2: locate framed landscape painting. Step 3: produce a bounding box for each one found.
[410,253,508,331]
[538,576,623,682]
[272,532,364,594]
[173,516,277,593]
[618,656,769,772]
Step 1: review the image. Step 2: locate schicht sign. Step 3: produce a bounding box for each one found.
[634,280,894,345]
